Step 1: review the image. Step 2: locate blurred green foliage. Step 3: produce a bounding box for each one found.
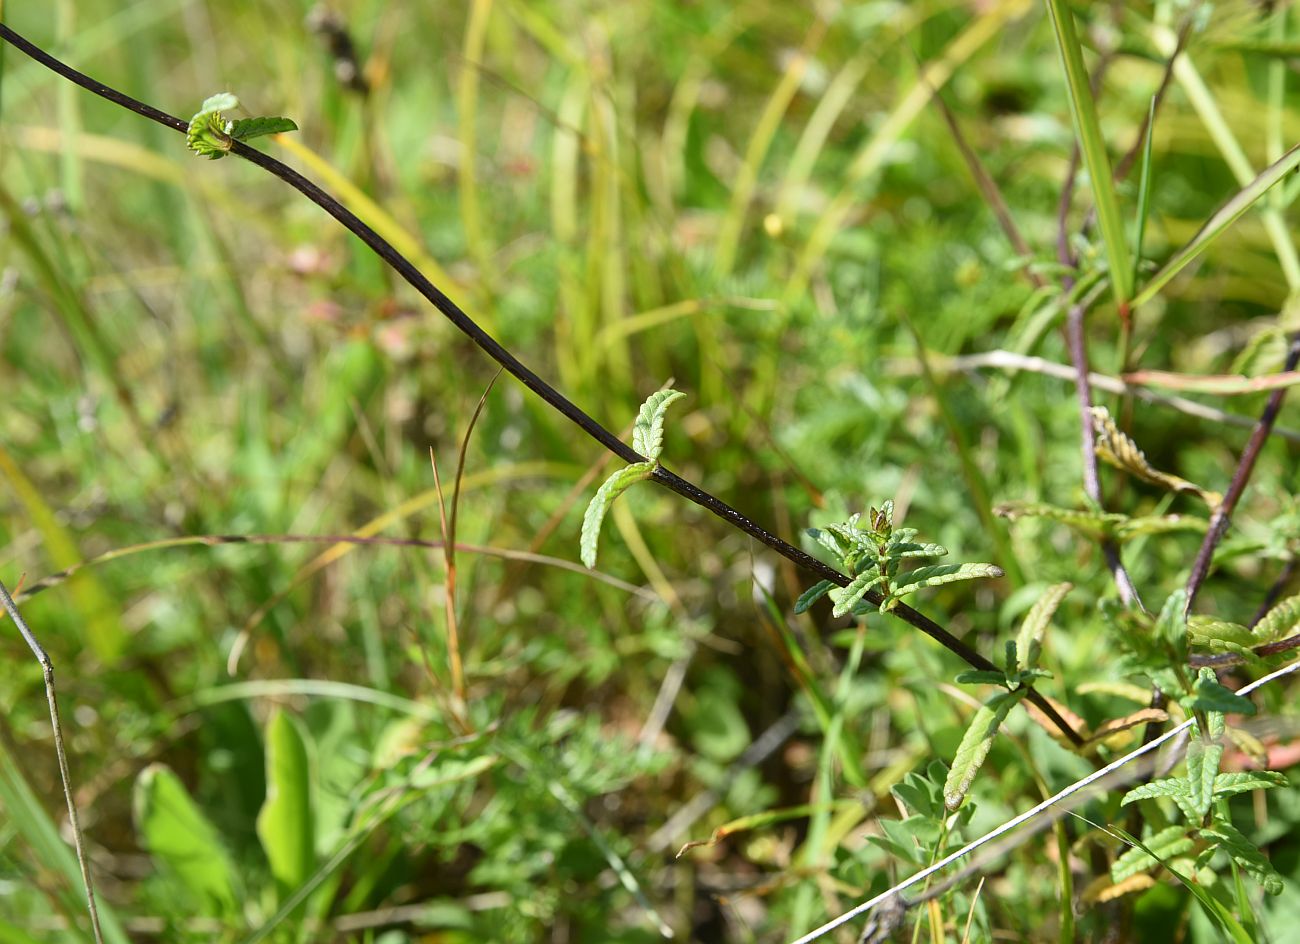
[3,0,1300,940]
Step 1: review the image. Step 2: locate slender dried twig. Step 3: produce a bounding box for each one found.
[0,25,1084,745]
[0,578,105,944]
[789,657,1300,944]
[1184,334,1300,614]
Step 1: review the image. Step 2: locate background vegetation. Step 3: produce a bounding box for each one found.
[3,0,1300,940]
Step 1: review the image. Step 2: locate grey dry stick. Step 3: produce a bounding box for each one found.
[0,578,105,944]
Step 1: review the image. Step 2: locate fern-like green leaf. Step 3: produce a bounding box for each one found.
[1185,735,1225,821]
[1090,406,1222,509]
[829,570,885,618]
[994,501,1125,538]
[887,542,948,559]
[1015,582,1071,672]
[228,115,299,142]
[944,690,1022,810]
[1120,777,1191,806]
[1212,771,1288,799]
[1254,593,1300,642]
[632,389,685,461]
[1199,823,1284,895]
[887,562,1004,606]
[580,461,655,568]
[1110,826,1195,883]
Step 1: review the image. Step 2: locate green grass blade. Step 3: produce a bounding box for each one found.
[1133,139,1300,308]
[0,736,130,944]
[1044,0,1131,304]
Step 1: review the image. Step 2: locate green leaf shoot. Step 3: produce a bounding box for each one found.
[187,92,297,160]
[632,389,685,461]
[580,461,655,568]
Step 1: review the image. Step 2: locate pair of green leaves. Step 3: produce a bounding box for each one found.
[133,709,315,915]
[796,500,1003,617]
[580,389,685,569]
[187,92,297,160]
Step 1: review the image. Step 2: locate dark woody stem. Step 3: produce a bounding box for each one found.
[0,24,1084,747]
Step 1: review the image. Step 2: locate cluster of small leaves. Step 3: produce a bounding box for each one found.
[186,92,298,160]
[795,500,1003,617]
[580,389,684,568]
[867,761,976,866]
[943,583,1070,809]
[1115,673,1289,897]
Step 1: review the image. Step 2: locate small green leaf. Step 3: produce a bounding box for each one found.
[1190,679,1258,717]
[228,115,298,142]
[954,670,1009,687]
[1254,594,1300,643]
[1120,777,1191,806]
[1110,825,1195,883]
[580,461,655,568]
[943,690,1022,810]
[133,764,239,915]
[1155,590,1189,663]
[829,569,885,617]
[1199,823,1285,895]
[187,93,239,160]
[794,579,835,614]
[1212,771,1288,799]
[887,542,948,559]
[631,389,685,461]
[1016,582,1071,672]
[888,562,1004,606]
[199,92,239,114]
[1186,735,1225,821]
[256,709,315,893]
[1188,615,1264,665]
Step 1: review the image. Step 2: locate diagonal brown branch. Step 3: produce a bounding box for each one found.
[0,24,1083,747]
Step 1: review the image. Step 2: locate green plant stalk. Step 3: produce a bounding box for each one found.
[458,0,494,284]
[1043,0,1132,305]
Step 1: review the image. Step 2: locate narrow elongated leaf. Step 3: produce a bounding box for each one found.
[0,737,131,944]
[953,670,1009,686]
[1016,582,1071,672]
[1200,823,1284,895]
[631,389,685,461]
[794,579,835,614]
[1186,735,1225,821]
[1134,138,1300,308]
[580,461,655,568]
[944,690,1022,810]
[887,542,948,559]
[1121,777,1190,806]
[829,569,885,618]
[133,764,239,915]
[1110,825,1195,883]
[1212,771,1288,798]
[677,801,851,857]
[228,115,298,142]
[1254,594,1300,643]
[888,562,1004,607]
[1091,407,1222,508]
[256,710,315,893]
[1155,589,1189,663]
